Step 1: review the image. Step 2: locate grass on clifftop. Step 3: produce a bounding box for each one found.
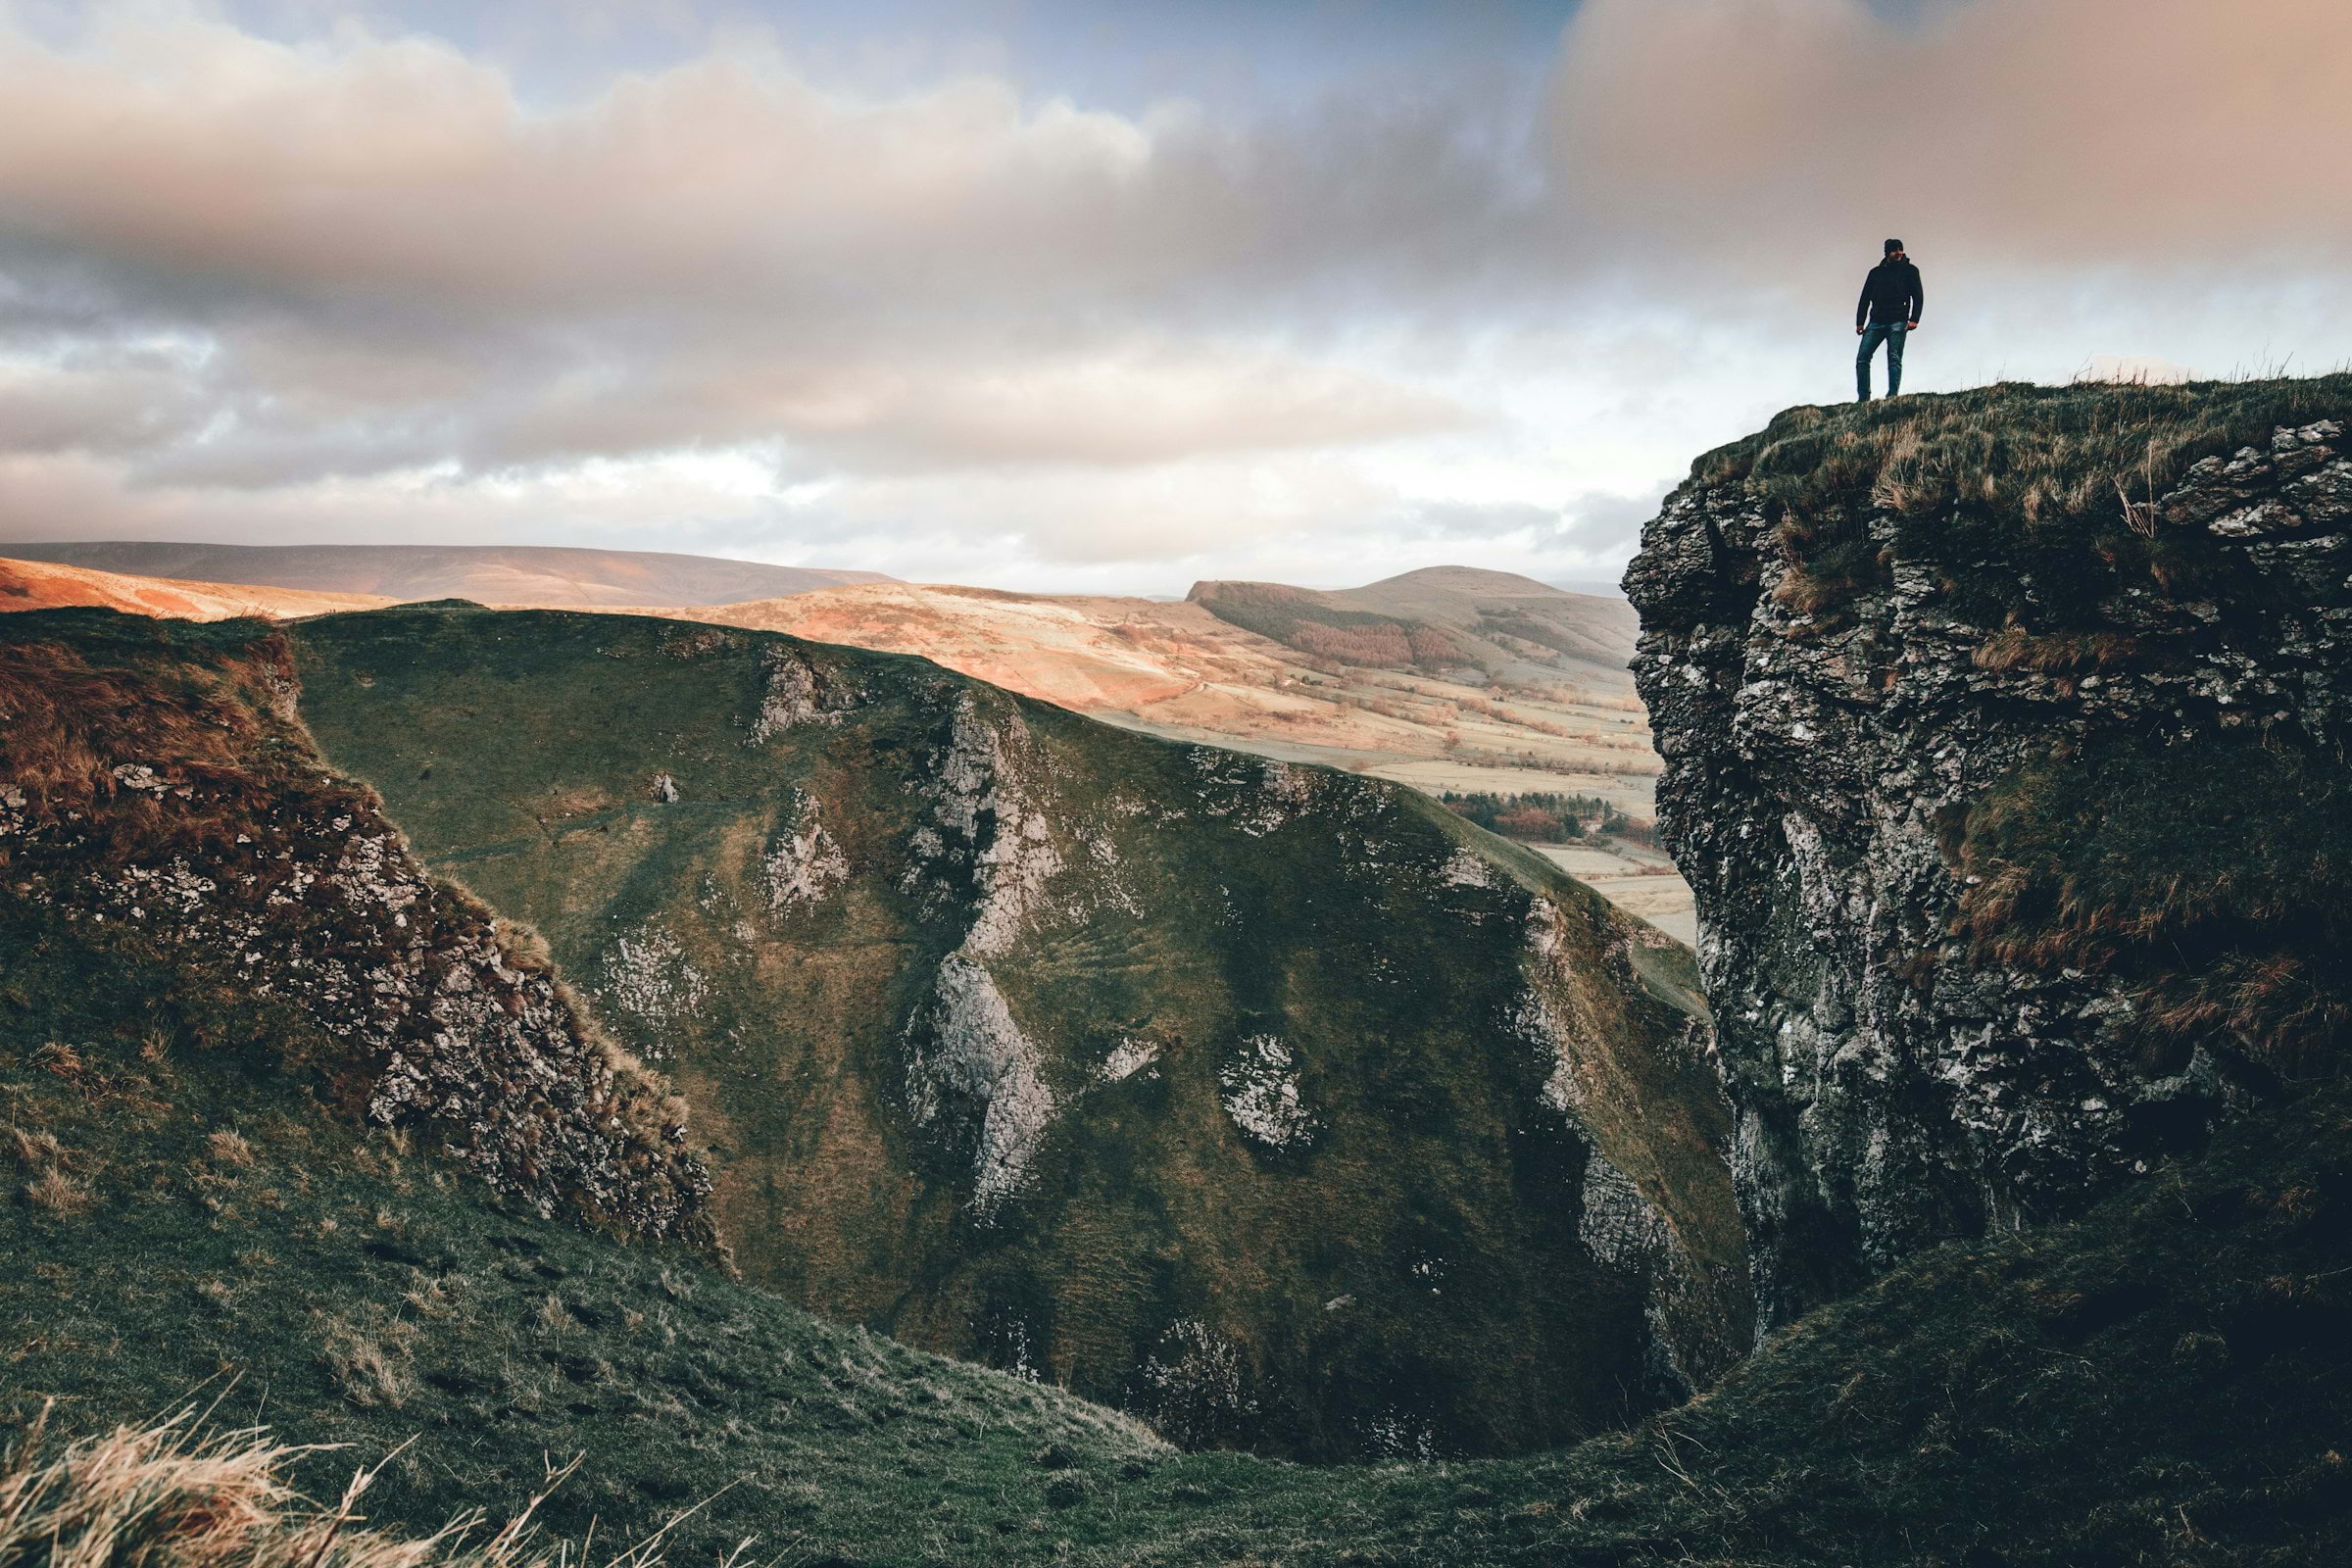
[1690,373,2352,627]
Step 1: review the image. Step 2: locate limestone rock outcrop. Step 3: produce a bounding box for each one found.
[1629,381,2352,1329]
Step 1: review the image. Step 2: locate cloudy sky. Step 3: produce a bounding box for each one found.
[3,0,2349,594]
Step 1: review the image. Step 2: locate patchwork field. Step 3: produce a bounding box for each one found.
[1530,841,1696,948]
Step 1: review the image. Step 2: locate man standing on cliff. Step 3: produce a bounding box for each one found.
[1855,239,1924,401]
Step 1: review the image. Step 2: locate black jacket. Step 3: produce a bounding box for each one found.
[1856,259,1924,328]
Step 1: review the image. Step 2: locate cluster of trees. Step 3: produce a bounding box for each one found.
[1439,744,1664,776]
[1439,791,1635,843]
[1475,608,1589,657]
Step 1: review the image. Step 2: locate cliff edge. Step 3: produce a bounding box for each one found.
[1628,375,2352,1328]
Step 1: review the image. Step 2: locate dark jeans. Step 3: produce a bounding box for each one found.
[1856,321,1907,400]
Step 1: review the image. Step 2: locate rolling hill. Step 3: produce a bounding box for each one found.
[2,541,889,608]
[0,556,1664,812]
[1189,566,1639,692]
[0,554,399,619]
[624,581,1660,797]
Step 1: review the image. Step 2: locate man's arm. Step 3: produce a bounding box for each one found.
[1857,277,1871,332]
[1907,265,1924,326]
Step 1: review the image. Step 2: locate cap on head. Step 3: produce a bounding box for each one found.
[1885,237,1905,255]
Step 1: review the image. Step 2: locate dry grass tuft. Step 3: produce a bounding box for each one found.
[0,634,294,835]
[489,921,554,974]
[316,1315,420,1411]
[0,1406,726,1568]
[208,1131,257,1168]
[24,1166,93,1216]
[6,1124,65,1168]
[1700,375,2351,525]
[1971,626,2144,674]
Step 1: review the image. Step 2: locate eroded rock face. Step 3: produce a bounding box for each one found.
[1629,406,2352,1329]
[0,618,711,1246]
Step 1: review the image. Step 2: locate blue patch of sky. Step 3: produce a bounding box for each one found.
[205,0,1589,114]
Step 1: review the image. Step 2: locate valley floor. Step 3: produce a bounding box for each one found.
[1527,840,1695,948]
[1095,713,1699,944]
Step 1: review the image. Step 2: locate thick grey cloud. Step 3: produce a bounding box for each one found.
[0,15,1527,488]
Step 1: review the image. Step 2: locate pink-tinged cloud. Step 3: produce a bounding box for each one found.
[0,16,1494,479]
[1549,0,2352,272]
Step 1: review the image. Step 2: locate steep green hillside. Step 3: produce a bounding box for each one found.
[0,614,709,1244]
[284,603,1740,1460]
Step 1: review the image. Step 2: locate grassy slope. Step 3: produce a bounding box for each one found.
[0,611,710,1243]
[7,982,2346,1568]
[280,604,1738,1461]
[0,958,1172,1568]
[1132,1082,2352,1568]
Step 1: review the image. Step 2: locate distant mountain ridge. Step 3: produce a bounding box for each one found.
[2,541,890,608]
[1189,565,1639,690]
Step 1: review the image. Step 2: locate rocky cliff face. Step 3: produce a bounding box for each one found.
[283,602,1746,1460]
[1629,377,2352,1329]
[0,613,712,1244]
